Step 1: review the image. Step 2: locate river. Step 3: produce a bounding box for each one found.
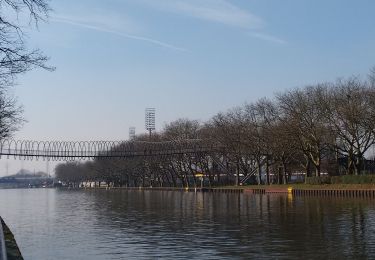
[0,189,374,259]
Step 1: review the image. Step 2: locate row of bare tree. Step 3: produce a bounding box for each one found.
[56,69,375,187]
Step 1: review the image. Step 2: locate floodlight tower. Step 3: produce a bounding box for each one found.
[129,127,136,140]
[145,108,156,139]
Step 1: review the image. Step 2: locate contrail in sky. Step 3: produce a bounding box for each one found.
[52,16,188,52]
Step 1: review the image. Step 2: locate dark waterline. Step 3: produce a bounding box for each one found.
[0,189,374,259]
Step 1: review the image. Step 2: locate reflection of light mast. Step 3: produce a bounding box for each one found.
[46,160,50,177]
[145,108,156,139]
[5,161,9,176]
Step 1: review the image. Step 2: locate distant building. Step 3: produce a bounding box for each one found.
[0,169,53,188]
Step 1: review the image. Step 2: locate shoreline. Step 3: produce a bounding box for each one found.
[3,184,375,198]
[0,217,23,259]
[76,184,375,198]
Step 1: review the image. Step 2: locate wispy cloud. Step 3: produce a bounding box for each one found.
[139,0,263,29]
[51,15,187,52]
[249,32,287,45]
[138,0,286,45]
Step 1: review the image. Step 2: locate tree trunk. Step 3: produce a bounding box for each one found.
[257,159,262,185]
[265,156,270,185]
[171,172,177,187]
[184,174,189,188]
[315,162,321,177]
[235,160,240,186]
[304,159,311,183]
[347,147,355,175]
[355,154,362,175]
[282,162,288,185]
[213,162,221,185]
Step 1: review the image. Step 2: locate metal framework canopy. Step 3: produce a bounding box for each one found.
[0,139,213,161]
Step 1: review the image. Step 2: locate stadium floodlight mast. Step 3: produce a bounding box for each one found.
[129,127,136,140]
[145,108,156,138]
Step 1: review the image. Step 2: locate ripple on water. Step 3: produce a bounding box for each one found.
[0,189,375,259]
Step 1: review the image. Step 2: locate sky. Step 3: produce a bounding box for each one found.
[1,0,375,175]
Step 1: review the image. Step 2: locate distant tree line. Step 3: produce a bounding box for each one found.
[56,68,375,187]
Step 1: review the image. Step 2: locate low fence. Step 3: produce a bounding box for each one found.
[292,189,375,198]
[243,187,375,198]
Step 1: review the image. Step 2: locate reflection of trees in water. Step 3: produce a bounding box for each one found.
[269,196,373,259]
[83,191,375,258]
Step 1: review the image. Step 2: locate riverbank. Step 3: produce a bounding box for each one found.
[79,184,375,198]
[223,183,375,190]
[0,217,23,259]
[242,184,375,198]
[81,183,375,190]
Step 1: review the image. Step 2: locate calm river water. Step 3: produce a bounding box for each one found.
[0,189,374,259]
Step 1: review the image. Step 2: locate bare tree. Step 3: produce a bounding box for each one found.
[0,88,24,138]
[163,118,200,140]
[0,0,53,138]
[54,66,375,185]
[248,98,298,184]
[325,78,375,175]
[210,108,257,185]
[0,0,54,87]
[369,66,375,88]
[277,84,333,177]
[163,119,202,187]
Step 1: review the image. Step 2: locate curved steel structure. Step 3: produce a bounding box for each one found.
[0,139,216,161]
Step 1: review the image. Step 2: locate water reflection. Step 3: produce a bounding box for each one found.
[0,189,374,259]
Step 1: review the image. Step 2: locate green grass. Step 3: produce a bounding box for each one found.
[218,184,375,190]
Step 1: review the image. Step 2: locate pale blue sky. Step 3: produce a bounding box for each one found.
[2,0,375,174]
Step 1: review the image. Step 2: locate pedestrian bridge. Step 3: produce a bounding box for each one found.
[0,139,217,161]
